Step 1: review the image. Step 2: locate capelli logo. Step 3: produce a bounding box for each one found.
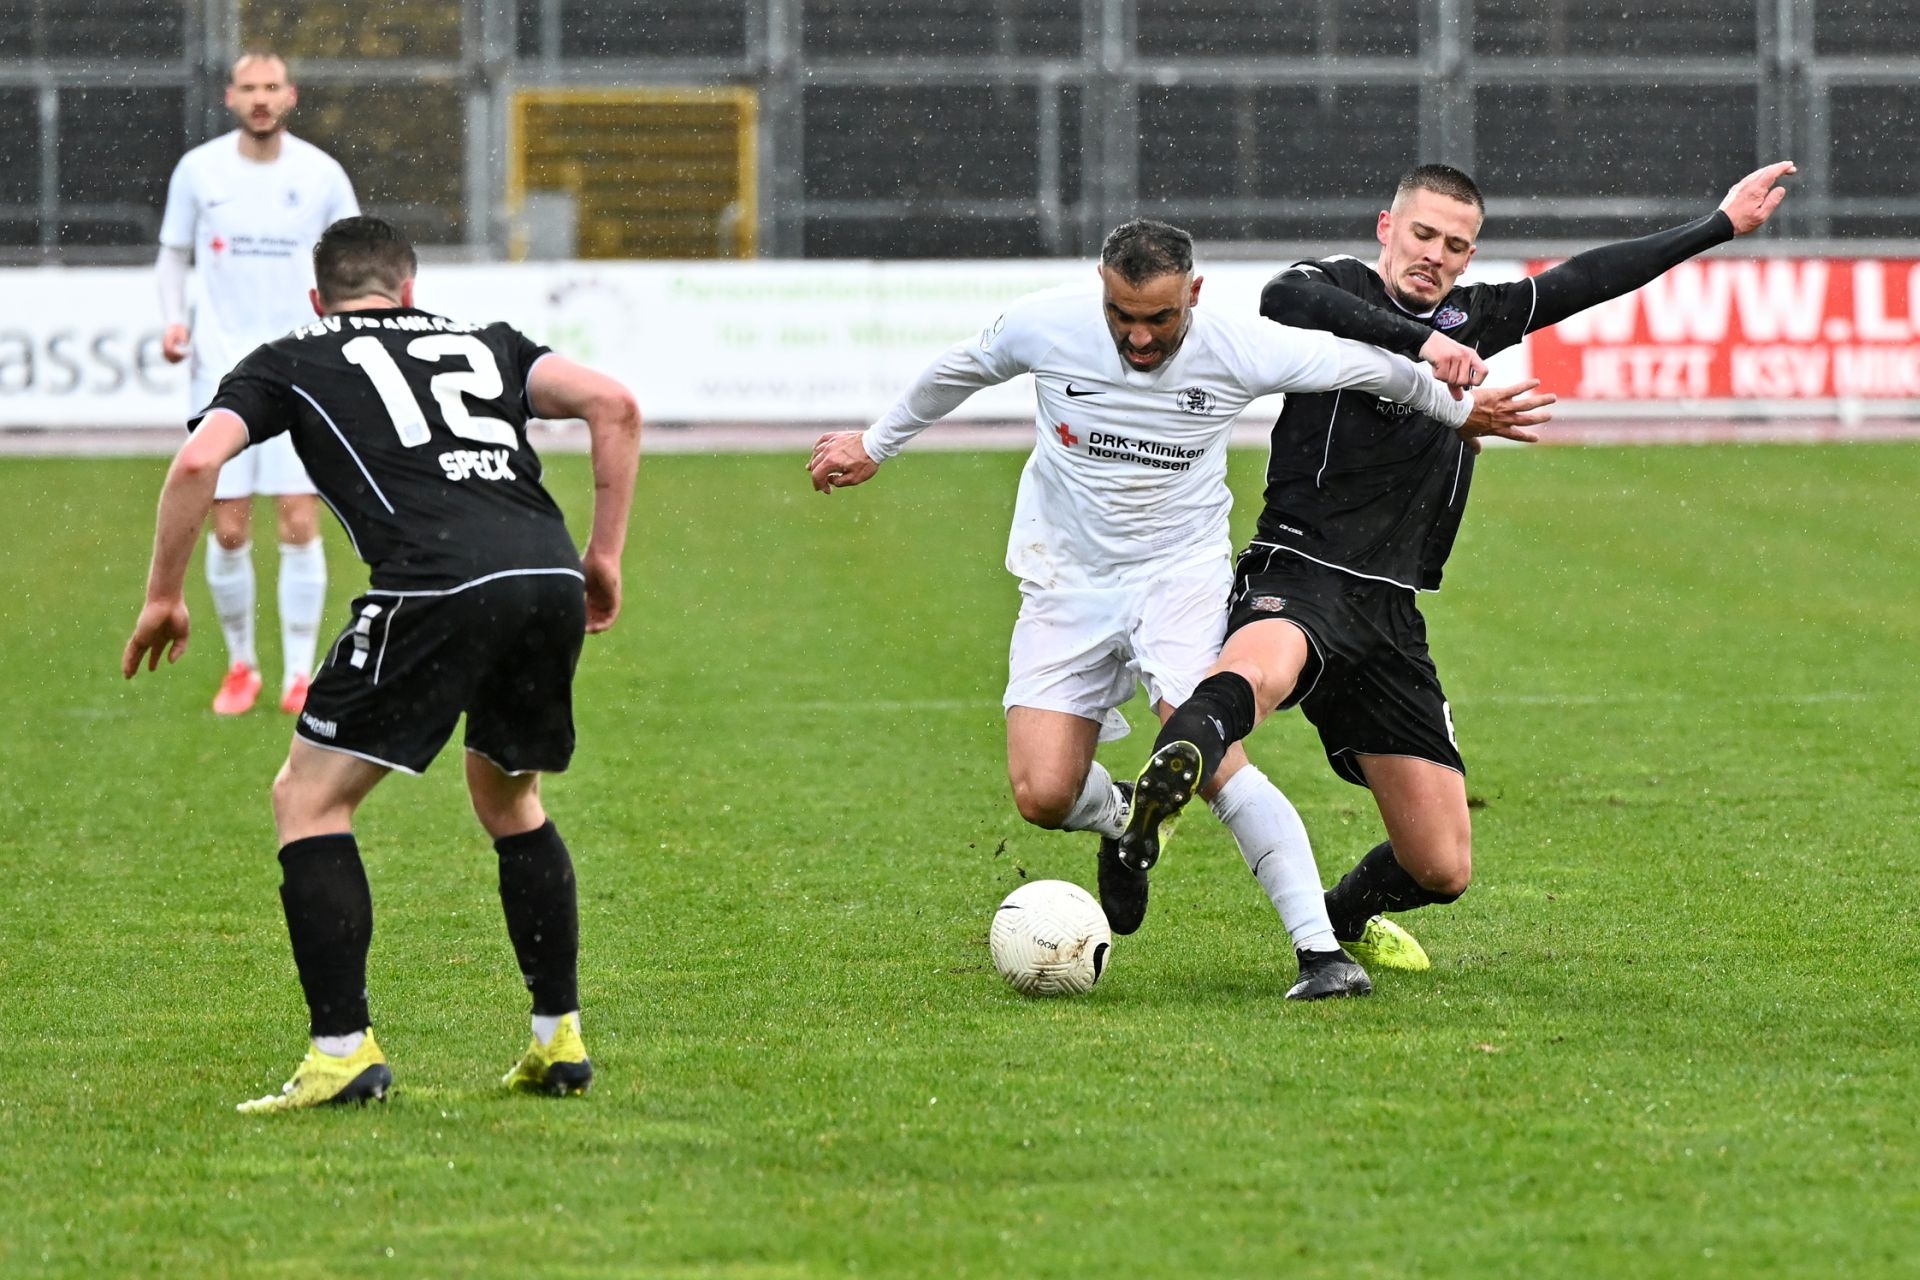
[300,711,338,739]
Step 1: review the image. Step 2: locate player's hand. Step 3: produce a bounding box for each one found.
[122,598,191,678]
[1461,378,1555,447]
[808,431,880,494]
[161,324,191,364]
[1418,331,1489,399]
[583,551,621,634]
[1720,161,1796,235]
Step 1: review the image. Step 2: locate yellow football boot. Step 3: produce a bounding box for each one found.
[1341,915,1431,971]
[236,1031,392,1114]
[503,1013,593,1096]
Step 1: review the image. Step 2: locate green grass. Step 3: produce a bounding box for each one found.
[2,443,1917,1278]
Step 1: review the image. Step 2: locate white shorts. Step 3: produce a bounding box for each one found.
[1003,557,1232,744]
[212,431,316,500]
[192,365,318,501]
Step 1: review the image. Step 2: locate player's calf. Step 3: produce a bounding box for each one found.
[1154,672,1259,790]
[1325,841,1463,949]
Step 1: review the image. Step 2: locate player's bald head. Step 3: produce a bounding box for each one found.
[314,217,418,307]
[1100,219,1194,288]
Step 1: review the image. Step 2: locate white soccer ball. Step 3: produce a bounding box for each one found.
[989,879,1112,996]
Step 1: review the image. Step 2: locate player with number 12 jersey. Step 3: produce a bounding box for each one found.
[196,310,578,594]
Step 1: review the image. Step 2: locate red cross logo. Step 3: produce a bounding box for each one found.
[209,235,227,253]
[1055,422,1078,448]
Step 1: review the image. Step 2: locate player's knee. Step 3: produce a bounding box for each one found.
[1008,774,1074,829]
[471,792,543,840]
[278,501,320,544]
[1414,845,1471,900]
[270,761,314,829]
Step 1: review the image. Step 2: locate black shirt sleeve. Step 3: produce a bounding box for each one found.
[189,345,295,443]
[1526,210,1736,333]
[1259,260,1433,359]
[491,323,556,415]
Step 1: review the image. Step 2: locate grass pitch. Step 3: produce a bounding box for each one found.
[2,443,1917,1278]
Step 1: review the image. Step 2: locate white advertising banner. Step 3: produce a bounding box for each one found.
[0,257,1534,430]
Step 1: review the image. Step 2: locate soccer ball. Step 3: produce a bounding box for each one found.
[989,879,1112,996]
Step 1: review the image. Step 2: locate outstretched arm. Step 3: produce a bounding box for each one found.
[529,355,642,634]
[808,342,1004,494]
[1529,160,1796,333]
[122,410,249,677]
[1459,379,1556,452]
[1263,271,1487,392]
[1266,329,1478,427]
[1262,272,1430,357]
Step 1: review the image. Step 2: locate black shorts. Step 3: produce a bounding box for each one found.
[1226,546,1462,788]
[296,570,586,776]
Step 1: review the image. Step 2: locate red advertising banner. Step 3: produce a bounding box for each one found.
[1525,258,1920,400]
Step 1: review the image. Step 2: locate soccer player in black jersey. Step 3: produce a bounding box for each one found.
[1119,161,1794,968]
[122,216,642,1111]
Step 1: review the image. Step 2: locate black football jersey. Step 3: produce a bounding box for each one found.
[1252,256,1537,592]
[194,308,580,591]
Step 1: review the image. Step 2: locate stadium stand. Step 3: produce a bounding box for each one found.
[0,0,1913,259]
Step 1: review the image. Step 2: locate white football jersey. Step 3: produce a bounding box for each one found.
[158,131,359,396]
[862,283,1470,590]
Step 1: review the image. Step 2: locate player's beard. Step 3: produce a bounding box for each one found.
[241,106,289,141]
[1114,314,1190,372]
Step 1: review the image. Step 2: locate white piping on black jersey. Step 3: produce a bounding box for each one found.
[372,596,399,684]
[293,383,395,514]
[1446,439,1466,507]
[362,565,585,598]
[522,350,557,415]
[1245,539,1425,593]
[467,744,542,778]
[1522,275,1539,337]
[295,733,424,777]
[1314,389,1343,489]
[312,490,364,560]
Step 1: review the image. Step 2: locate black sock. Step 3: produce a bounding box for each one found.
[1324,841,1464,941]
[277,833,374,1038]
[496,820,580,1016]
[1154,672,1259,788]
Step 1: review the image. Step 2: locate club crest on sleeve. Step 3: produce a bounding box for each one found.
[1433,305,1469,330]
[1176,387,1217,414]
[1249,595,1287,613]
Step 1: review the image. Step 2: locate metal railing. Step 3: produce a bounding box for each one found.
[0,0,1908,263]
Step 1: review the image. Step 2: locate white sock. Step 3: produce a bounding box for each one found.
[1061,761,1127,838]
[313,1030,365,1058]
[205,536,257,670]
[277,539,327,687]
[1209,765,1338,953]
[532,1012,575,1046]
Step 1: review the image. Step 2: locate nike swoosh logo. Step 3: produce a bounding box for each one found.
[206,197,234,207]
[1065,384,1101,398]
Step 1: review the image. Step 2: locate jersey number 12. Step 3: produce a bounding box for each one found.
[342,334,516,449]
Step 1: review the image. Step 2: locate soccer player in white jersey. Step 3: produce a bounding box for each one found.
[156,49,360,716]
[808,219,1548,1000]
